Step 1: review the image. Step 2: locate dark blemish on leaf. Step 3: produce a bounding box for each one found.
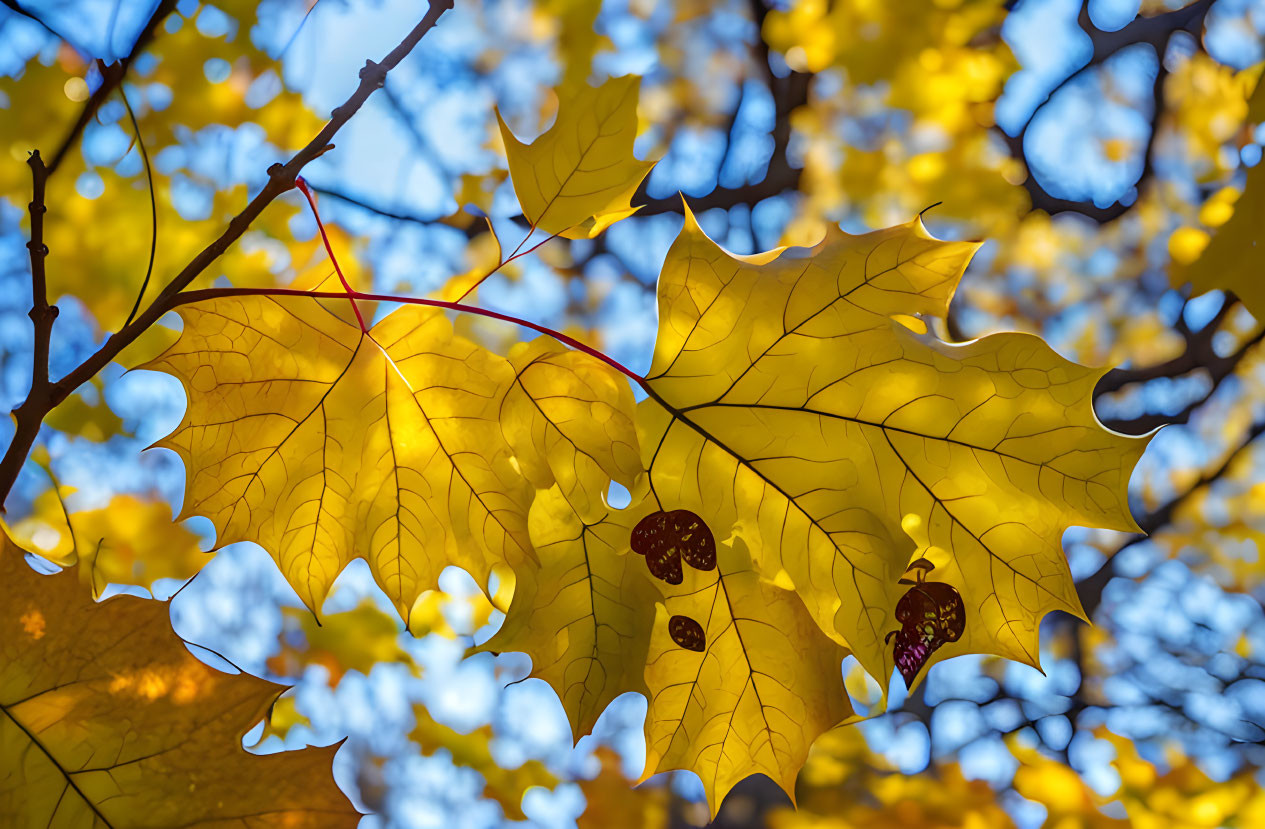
[885,571,964,689]
[630,509,716,585]
[668,615,706,651]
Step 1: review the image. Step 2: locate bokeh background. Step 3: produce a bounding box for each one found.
[2,0,1265,826]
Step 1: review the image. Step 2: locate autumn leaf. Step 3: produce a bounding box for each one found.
[145,294,534,619]
[500,337,643,521]
[637,205,1149,687]
[499,75,655,239]
[640,531,853,815]
[410,705,557,821]
[475,485,659,740]
[1169,80,1265,318]
[578,747,667,829]
[44,379,126,442]
[0,530,358,827]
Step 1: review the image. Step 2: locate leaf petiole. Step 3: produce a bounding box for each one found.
[295,176,369,333]
[169,286,646,384]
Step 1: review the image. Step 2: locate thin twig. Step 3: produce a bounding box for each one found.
[46,0,177,175]
[120,87,157,330]
[0,151,56,511]
[294,177,368,332]
[24,150,53,393]
[453,224,558,302]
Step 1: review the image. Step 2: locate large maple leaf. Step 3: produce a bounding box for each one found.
[145,295,533,619]
[634,206,1149,686]
[0,531,358,827]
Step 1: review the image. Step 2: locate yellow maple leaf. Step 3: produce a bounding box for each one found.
[144,295,534,620]
[475,485,659,740]
[640,528,854,816]
[498,75,655,239]
[638,205,1148,687]
[500,338,643,521]
[0,530,358,826]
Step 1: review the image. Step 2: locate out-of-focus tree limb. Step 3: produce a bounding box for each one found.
[1001,0,1215,223]
[636,0,811,217]
[46,0,178,174]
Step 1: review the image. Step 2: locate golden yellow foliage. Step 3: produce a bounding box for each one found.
[638,206,1147,685]
[578,747,667,829]
[641,534,853,815]
[267,601,419,683]
[476,485,658,740]
[499,75,655,238]
[771,727,1015,829]
[44,379,125,442]
[0,530,357,826]
[146,296,534,618]
[500,338,643,521]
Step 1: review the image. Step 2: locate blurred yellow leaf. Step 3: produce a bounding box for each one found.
[267,601,418,683]
[410,705,557,821]
[10,492,207,598]
[578,746,666,829]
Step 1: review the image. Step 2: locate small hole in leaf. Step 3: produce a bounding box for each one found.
[605,480,631,509]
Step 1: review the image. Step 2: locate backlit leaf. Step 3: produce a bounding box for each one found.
[500,337,642,522]
[641,532,854,815]
[476,485,658,740]
[0,530,358,827]
[410,705,557,821]
[498,75,655,239]
[144,295,533,619]
[637,206,1148,687]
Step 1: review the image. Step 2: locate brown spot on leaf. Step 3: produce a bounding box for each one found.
[887,580,965,688]
[668,615,706,652]
[630,509,716,584]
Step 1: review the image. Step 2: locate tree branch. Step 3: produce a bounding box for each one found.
[636,0,811,216]
[0,0,457,508]
[1000,0,1214,223]
[46,0,178,175]
[1098,328,1264,435]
